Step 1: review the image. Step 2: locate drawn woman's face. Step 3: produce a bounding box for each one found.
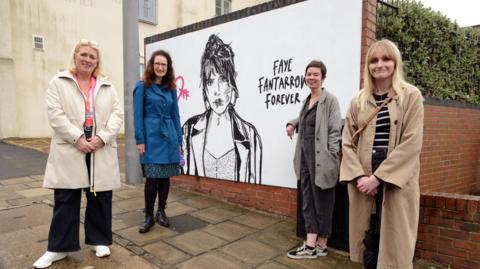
[206,72,232,114]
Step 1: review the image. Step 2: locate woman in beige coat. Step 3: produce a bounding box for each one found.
[34,39,123,269]
[340,39,423,269]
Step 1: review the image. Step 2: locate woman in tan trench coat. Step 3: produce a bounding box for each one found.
[34,39,123,268]
[340,39,423,269]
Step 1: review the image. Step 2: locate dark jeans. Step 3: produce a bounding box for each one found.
[371,148,387,228]
[47,188,112,252]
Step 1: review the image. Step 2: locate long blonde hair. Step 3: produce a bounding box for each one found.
[358,39,411,110]
[68,39,103,77]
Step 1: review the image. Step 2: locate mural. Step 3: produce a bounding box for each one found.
[182,34,263,183]
[145,0,362,188]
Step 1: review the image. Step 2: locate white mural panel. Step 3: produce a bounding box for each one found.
[146,0,362,188]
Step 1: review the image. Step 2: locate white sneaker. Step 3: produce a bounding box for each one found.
[33,251,67,268]
[89,245,111,257]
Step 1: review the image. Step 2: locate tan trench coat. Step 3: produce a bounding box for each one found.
[43,70,123,192]
[340,85,423,269]
[290,89,342,189]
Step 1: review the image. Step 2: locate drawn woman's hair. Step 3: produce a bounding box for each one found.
[200,34,239,109]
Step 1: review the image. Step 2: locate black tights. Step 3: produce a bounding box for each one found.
[144,178,170,216]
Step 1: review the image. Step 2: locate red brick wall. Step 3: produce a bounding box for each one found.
[421,101,480,194]
[172,176,297,216]
[417,192,480,269]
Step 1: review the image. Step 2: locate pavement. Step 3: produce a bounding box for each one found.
[0,138,443,269]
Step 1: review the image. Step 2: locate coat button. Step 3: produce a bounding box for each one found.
[316,137,319,141]
[316,151,320,154]
[394,120,398,125]
[317,164,320,167]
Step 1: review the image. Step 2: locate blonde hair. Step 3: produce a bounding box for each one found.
[68,39,103,77]
[358,39,412,110]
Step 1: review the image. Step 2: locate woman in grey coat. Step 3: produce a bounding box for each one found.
[286,60,341,259]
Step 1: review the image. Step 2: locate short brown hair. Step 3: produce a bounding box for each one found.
[305,60,327,80]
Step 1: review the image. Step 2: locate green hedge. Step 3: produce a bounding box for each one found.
[377,0,480,103]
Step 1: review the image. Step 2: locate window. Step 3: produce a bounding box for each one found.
[138,0,157,24]
[216,0,231,16]
[32,35,44,50]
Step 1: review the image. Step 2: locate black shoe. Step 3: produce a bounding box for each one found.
[155,210,170,227]
[138,215,154,233]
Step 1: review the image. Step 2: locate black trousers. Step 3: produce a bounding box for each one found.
[47,188,112,252]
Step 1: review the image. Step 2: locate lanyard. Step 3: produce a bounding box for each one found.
[75,76,97,126]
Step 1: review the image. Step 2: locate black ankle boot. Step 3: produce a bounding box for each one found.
[138,215,155,233]
[155,210,170,227]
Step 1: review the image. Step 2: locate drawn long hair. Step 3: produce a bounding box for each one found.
[200,34,239,109]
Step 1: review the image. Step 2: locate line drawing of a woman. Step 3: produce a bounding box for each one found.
[182,34,262,184]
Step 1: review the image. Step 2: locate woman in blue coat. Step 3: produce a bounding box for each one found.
[134,50,182,233]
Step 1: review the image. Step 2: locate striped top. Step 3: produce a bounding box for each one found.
[373,93,390,150]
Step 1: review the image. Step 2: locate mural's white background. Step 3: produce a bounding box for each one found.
[146,0,362,188]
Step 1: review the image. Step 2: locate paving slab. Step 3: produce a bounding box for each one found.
[164,230,226,255]
[143,241,190,265]
[231,211,281,229]
[16,187,53,197]
[0,142,48,179]
[114,188,144,199]
[0,189,23,201]
[6,195,52,207]
[115,225,177,246]
[25,180,44,188]
[189,206,245,224]
[0,203,52,234]
[202,221,257,242]
[167,187,197,203]
[165,201,197,217]
[250,221,300,251]
[181,195,224,209]
[112,218,131,232]
[113,210,144,226]
[0,176,36,185]
[176,252,249,269]
[221,237,282,266]
[114,197,145,211]
[257,261,293,269]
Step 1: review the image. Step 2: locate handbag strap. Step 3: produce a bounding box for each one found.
[351,94,395,141]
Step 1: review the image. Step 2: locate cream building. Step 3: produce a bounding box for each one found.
[0,0,268,139]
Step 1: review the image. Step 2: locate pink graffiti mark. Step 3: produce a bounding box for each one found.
[175,76,190,101]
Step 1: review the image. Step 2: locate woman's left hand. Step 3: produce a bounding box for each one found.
[89,136,105,151]
[357,175,380,195]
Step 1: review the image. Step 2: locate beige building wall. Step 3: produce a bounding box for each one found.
[138,0,269,66]
[0,0,269,139]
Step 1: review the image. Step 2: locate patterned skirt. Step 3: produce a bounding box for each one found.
[142,163,180,178]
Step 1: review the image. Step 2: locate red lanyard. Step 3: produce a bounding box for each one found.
[74,76,96,126]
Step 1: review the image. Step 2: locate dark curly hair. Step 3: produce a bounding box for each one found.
[143,50,176,89]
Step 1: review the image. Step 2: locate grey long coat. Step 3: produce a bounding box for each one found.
[289,89,342,189]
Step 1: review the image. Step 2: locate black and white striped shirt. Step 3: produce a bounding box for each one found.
[373,93,390,150]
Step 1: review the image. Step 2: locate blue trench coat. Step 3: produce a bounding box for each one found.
[133,81,182,164]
